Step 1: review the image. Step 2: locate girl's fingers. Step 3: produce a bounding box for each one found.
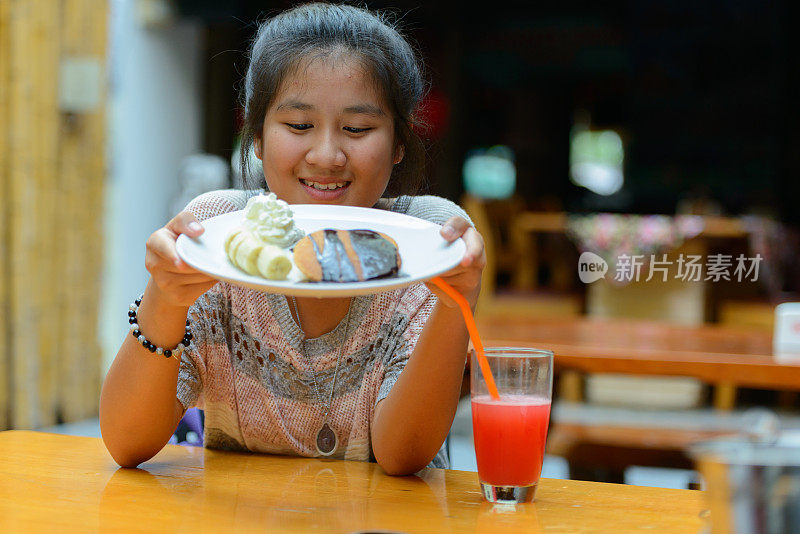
[146,217,205,272]
[459,227,486,267]
[462,227,485,255]
[440,218,485,268]
[440,216,472,242]
[436,233,485,280]
[168,211,204,238]
[143,211,215,308]
[431,223,486,308]
[146,229,180,264]
[169,213,203,270]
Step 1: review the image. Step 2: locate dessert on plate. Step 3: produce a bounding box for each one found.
[224,193,401,284]
[293,229,400,282]
[224,193,305,280]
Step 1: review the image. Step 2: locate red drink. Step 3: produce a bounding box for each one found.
[471,394,551,487]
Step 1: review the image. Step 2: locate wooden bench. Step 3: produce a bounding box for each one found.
[545,402,800,483]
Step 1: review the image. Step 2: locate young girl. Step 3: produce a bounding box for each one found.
[100,2,485,476]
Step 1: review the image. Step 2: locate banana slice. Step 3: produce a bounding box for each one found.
[225,229,242,262]
[233,233,264,275]
[225,227,294,281]
[256,244,293,280]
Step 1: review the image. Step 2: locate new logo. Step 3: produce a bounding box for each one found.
[578,252,608,283]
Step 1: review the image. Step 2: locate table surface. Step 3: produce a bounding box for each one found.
[0,431,706,533]
[514,211,748,238]
[475,316,799,390]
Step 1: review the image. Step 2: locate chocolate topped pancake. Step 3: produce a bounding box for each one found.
[293,229,400,282]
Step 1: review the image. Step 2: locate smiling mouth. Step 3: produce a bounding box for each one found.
[300,179,350,191]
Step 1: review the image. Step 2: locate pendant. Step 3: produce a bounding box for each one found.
[316,421,338,456]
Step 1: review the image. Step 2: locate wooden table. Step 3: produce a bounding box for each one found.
[0,431,705,533]
[474,315,790,479]
[475,316,789,395]
[513,211,748,238]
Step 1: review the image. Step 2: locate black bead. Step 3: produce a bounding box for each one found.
[129,317,136,324]
[164,349,171,358]
[128,310,136,317]
[131,330,140,338]
[186,320,191,326]
[135,299,142,306]
[148,343,156,353]
[184,332,192,340]
[183,338,191,347]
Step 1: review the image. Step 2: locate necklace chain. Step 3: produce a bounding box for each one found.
[289,295,352,419]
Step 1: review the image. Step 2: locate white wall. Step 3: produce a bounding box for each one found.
[100,0,205,373]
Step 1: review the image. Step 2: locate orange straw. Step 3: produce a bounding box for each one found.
[430,276,500,400]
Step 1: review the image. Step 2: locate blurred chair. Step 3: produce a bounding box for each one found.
[717,299,775,330]
[461,193,531,292]
[460,194,582,319]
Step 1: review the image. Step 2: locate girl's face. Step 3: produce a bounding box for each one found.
[254,55,403,207]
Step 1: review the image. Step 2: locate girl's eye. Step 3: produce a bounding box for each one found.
[344,126,372,134]
[286,123,312,131]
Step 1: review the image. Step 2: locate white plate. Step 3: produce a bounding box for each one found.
[176,204,466,297]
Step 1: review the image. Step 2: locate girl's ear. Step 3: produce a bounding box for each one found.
[253,136,263,161]
[393,145,405,165]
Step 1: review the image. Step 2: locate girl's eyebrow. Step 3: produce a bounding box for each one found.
[342,104,384,117]
[276,100,313,112]
[275,100,384,116]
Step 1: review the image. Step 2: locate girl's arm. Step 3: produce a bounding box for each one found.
[371,217,484,475]
[100,212,216,467]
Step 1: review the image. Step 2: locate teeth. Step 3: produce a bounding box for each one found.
[301,179,348,190]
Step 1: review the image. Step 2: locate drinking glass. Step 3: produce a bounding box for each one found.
[470,347,553,504]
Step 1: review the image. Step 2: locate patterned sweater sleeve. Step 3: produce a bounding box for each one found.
[376,283,437,403]
[176,286,231,411]
[175,189,252,410]
[176,309,207,411]
[404,195,473,227]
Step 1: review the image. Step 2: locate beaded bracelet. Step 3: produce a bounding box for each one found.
[127,295,192,358]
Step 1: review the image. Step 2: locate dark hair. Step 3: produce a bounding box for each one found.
[239,2,427,197]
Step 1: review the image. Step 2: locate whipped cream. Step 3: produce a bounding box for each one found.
[241,192,305,248]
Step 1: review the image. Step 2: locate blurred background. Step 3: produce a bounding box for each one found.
[2,0,799,488]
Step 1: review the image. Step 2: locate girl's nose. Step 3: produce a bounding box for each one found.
[305,131,346,168]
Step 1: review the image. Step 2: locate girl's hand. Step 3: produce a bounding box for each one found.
[144,211,218,308]
[425,216,486,309]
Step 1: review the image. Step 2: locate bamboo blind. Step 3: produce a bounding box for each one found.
[0,0,107,429]
[0,0,10,430]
